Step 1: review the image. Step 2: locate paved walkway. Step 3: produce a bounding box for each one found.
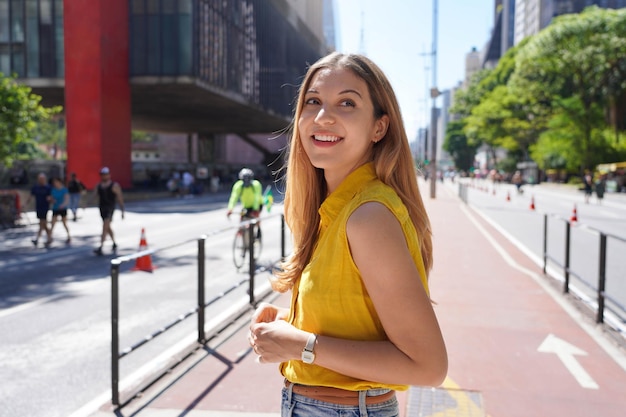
[82,180,626,417]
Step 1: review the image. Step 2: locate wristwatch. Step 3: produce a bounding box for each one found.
[301,333,317,364]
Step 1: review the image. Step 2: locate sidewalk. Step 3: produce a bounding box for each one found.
[85,180,626,417]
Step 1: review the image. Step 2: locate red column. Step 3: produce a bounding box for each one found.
[63,0,132,189]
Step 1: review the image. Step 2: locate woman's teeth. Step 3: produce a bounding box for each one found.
[314,135,340,142]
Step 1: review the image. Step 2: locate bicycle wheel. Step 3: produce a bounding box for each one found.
[232,229,247,270]
[252,226,262,261]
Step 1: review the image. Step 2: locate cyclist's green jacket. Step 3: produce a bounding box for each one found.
[228,179,263,211]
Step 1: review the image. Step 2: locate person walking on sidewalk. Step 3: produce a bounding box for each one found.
[67,172,86,221]
[25,172,52,247]
[248,52,447,416]
[512,170,524,194]
[595,174,606,204]
[49,177,71,244]
[90,167,125,256]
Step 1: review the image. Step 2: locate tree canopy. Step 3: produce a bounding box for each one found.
[448,6,626,174]
[0,73,61,167]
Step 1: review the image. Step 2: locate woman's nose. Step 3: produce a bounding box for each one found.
[314,106,334,124]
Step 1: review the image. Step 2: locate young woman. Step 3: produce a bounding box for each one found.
[249,52,447,416]
[49,177,71,244]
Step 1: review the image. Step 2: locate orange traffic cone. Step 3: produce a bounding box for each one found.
[132,228,155,272]
[570,204,578,223]
[530,195,536,210]
[506,191,511,202]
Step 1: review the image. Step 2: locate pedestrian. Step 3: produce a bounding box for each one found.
[512,170,523,194]
[49,177,71,244]
[67,172,86,221]
[248,52,447,416]
[25,172,52,247]
[595,174,606,204]
[90,167,125,255]
[582,172,593,204]
[210,170,220,193]
[166,172,180,197]
[182,170,195,197]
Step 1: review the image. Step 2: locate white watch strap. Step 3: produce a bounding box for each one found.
[304,333,317,352]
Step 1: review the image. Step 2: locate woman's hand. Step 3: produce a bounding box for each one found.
[250,318,307,364]
[249,302,303,363]
[250,302,289,324]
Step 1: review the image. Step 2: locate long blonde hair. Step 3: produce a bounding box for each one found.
[272,52,433,292]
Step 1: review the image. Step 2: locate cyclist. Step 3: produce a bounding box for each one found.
[227,168,264,236]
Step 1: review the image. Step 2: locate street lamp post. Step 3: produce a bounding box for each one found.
[429,0,439,199]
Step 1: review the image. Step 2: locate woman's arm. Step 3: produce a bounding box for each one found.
[250,202,447,387]
[311,201,447,386]
[113,183,125,219]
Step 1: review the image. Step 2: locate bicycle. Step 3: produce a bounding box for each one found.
[232,209,262,270]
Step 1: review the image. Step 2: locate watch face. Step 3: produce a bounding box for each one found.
[302,350,315,364]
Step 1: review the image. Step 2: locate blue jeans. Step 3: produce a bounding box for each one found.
[69,193,81,216]
[281,384,399,417]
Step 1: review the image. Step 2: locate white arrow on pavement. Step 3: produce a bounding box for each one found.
[538,333,599,389]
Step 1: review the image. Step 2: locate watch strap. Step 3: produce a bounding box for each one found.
[301,333,317,364]
[304,333,317,353]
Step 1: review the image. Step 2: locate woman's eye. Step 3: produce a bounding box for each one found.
[340,100,356,107]
[305,97,321,105]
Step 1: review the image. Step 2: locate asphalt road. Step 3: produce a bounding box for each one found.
[0,194,288,417]
[456,178,626,334]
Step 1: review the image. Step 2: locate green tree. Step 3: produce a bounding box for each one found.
[0,73,61,166]
[443,119,478,171]
[35,118,66,160]
[447,69,493,168]
[512,6,626,171]
[449,44,533,171]
[449,69,491,118]
[465,85,518,165]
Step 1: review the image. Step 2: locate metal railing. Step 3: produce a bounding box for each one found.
[457,182,626,333]
[110,213,286,407]
[542,213,626,325]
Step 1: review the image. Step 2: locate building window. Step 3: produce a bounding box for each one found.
[130,0,193,76]
[0,0,64,78]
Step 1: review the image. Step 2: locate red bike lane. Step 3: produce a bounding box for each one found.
[426,182,626,417]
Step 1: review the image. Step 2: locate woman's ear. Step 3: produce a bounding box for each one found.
[373,115,390,142]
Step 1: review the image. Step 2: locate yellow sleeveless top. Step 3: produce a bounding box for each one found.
[280,162,429,391]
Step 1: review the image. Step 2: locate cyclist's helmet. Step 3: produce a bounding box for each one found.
[239,168,254,186]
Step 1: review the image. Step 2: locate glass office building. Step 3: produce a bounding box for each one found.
[0,0,64,78]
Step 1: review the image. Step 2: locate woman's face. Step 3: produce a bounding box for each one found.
[298,67,387,189]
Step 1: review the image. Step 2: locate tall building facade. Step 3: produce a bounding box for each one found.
[464,47,482,88]
[501,0,517,55]
[514,0,626,45]
[0,0,332,188]
[0,0,64,79]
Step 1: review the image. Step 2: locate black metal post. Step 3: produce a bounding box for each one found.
[597,233,607,324]
[542,214,548,274]
[248,223,255,305]
[110,260,120,406]
[564,221,571,293]
[197,236,206,343]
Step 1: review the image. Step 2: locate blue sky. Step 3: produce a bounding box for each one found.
[334,0,495,140]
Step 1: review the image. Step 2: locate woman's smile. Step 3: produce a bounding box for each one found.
[313,134,342,143]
